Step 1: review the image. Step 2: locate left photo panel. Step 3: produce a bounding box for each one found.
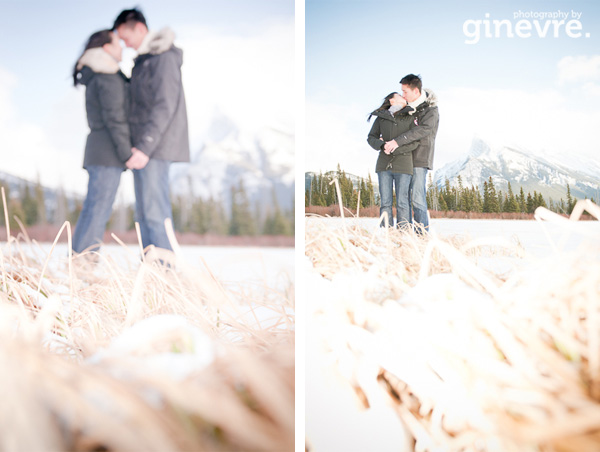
[0,1,295,450]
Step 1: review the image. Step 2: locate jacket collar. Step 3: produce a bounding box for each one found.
[76,47,120,73]
[370,105,413,120]
[137,27,176,55]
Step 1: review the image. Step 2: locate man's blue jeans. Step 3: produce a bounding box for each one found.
[409,167,429,233]
[377,171,412,228]
[72,165,122,253]
[133,159,173,251]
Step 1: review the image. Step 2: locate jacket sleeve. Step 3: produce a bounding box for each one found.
[392,107,439,146]
[135,50,182,157]
[367,118,385,151]
[97,75,132,163]
[393,142,419,155]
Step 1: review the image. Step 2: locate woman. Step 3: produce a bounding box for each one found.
[71,30,132,254]
[367,92,419,228]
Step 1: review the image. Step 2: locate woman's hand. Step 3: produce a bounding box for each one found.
[384,140,399,153]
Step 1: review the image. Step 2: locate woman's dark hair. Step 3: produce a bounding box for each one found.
[73,29,113,86]
[368,92,399,122]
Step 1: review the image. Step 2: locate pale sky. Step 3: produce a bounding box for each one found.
[306,0,600,179]
[0,0,294,201]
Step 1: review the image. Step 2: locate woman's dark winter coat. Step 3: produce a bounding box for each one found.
[367,107,418,174]
[77,48,132,168]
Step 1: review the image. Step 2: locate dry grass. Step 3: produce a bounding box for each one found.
[305,199,600,451]
[0,188,294,452]
[305,206,598,221]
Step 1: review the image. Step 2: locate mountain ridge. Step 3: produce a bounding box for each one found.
[433,137,600,202]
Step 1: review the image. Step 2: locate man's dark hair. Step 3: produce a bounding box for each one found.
[400,74,422,92]
[113,8,147,30]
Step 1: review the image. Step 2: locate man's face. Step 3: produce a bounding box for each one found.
[401,84,420,103]
[116,23,144,50]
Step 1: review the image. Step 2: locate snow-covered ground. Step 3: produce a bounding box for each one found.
[22,243,294,290]
[305,215,600,451]
[307,216,599,259]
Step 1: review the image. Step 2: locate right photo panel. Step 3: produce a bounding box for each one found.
[305,0,600,450]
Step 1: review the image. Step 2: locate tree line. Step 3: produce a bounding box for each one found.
[305,166,591,216]
[305,165,377,209]
[1,178,293,236]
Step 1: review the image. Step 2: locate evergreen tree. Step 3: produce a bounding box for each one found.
[366,174,375,207]
[54,187,68,225]
[229,180,256,236]
[456,175,464,211]
[535,192,547,209]
[497,190,504,212]
[263,190,290,235]
[566,184,576,214]
[504,182,518,213]
[473,186,483,212]
[526,192,534,214]
[205,196,228,235]
[483,181,490,213]
[484,177,500,213]
[438,191,448,211]
[21,183,38,226]
[442,178,454,211]
[359,179,368,208]
[518,187,526,213]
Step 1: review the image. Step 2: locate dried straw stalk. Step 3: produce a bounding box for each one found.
[0,193,294,452]
[306,200,600,451]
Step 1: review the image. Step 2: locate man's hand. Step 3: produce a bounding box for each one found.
[384,140,399,153]
[126,147,150,170]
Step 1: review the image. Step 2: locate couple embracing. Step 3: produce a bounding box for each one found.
[71,8,189,256]
[367,74,439,233]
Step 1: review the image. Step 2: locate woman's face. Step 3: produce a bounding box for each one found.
[103,32,123,62]
[390,93,406,106]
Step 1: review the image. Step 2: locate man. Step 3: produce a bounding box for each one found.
[384,74,439,233]
[113,8,190,251]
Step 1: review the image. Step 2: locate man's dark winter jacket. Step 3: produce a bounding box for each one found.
[367,106,418,174]
[130,28,190,162]
[392,89,439,170]
[77,48,132,168]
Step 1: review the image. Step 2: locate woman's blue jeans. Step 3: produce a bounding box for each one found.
[72,165,122,253]
[377,170,412,228]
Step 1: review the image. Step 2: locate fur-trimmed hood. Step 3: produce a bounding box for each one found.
[137,27,176,55]
[369,105,413,121]
[77,47,120,74]
[423,88,438,108]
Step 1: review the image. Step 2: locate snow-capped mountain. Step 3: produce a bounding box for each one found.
[433,137,600,201]
[170,113,294,214]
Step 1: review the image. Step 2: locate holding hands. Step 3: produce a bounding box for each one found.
[126,147,149,170]
[384,139,399,154]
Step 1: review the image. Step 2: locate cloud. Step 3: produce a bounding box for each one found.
[557,55,600,85]
[436,86,600,167]
[305,100,372,177]
[177,20,294,149]
[0,67,75,190]
[0,18,294,202]
[307,84,600,179]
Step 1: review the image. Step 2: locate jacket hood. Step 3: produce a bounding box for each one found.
[77,47,120,74]
[369,105,413,120]
[137,27,176,55]
[424,88,438,108]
